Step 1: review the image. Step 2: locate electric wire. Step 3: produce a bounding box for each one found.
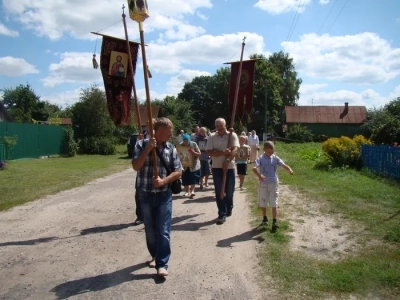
[317,0,339,34]
[326,0,349,33]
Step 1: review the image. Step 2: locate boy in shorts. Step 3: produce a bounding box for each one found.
[253,141,293,232]
[236,135,251,190]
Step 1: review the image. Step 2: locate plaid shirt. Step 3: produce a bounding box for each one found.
[133,139,182,193]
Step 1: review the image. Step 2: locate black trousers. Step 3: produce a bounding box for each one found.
[135,188,143,220]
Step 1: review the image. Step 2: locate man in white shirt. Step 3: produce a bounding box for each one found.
[177,130,184,143]
[248,130,259,163]
[206,118,239,224]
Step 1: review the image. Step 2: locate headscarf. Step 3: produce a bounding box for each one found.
[182,133,192,146]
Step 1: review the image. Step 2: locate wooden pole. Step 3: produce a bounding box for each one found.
[122,6,142,131]
[220,37,246,200]
[139,21,158,177]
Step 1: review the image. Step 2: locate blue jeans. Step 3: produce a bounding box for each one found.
[212,168,235,218]
[139,189,172,270]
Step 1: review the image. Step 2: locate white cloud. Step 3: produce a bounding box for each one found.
[254,0,312,14]
[0,22,19,37]
[0,56,39,76]
[147,32,266,74]
[167,69,211,94]
[196,11,208,20]
[299,83,396,108]
[41,52,102,87]
[389,85,400,99]
[2,0,212,40]
[41,88,82,107]
[319,0,330,4]
[283,32,400,84]
[136,88,168,102]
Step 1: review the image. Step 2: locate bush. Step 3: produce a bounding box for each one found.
[79,137,116,155]
[63,126,78,157]
[321,135,372,168]
[113,124,138,144]
[286,124,313,142]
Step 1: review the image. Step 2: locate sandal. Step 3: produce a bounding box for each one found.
[189,193,195,198]
[184,192,190,197]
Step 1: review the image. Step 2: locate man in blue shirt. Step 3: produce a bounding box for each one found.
[132,117,182,277]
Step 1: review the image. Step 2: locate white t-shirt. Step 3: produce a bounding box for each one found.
[205,132,240,169]
[248,134,259,146]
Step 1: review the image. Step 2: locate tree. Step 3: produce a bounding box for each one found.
[159,96,196,133]
[178,68,230,129]
[1,84,42,123]
[177,51,301,134]
[362,97,400,145]
[71,85,115,140]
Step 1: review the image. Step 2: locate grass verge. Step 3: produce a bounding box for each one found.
[0,145,131,211]
[247,142,400,299]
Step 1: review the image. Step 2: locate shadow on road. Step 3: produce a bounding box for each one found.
[80,223,135,235]
[172,219,215,231]
[216,228,265,248]
[182,196,215,204]
[0,237,58,247]
[50,262,164,299]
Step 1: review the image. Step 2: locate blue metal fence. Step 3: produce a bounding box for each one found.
[361,145,400,180]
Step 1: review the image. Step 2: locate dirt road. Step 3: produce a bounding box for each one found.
[0,169,264,300]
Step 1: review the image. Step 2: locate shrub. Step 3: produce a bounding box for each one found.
[321,135,372,168]
[63,126,78,157]
[286,124,313,142]
[79,137,116,155]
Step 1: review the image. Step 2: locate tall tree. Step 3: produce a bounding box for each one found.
[71,85,115,140]
[178,68,230,129]
[0,84,42,123]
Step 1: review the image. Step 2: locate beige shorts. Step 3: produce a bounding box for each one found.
[258,183,279,208]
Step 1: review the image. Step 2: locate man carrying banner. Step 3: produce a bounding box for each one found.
[132,117,182,277]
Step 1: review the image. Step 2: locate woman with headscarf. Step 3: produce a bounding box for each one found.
[180,134,201,198]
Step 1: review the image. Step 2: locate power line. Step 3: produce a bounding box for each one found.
[286,0,306,42]
[317,0,339,35]
[326,0,349,33]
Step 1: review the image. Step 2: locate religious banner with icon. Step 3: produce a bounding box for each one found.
[228,60,256,120]
[176,145,193,168]
[198,140,207,151]
[100,36,139,125]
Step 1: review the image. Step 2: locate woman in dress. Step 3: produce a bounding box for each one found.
[180,134,201,198]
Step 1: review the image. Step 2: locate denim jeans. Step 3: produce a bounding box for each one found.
[139,189,172,270]
[134,189,143,220]
[212,168,235,218]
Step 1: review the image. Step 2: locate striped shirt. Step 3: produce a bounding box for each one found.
[133,140,182,193]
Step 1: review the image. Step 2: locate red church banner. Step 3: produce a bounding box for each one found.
[100,36,139,126]
[228,60,256,120]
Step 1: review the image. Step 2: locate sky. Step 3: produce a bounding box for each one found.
[0,0,399,109]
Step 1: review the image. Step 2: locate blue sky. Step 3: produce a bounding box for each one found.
[0,0,399,108]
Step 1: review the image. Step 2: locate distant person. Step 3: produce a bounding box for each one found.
[191,126,200,142]
[248,130,259,163]
[177,130,184,143]
[132,117,182,277]
[252,141,293,232]
[180,134,201,198]
[236,135,251,190]
[197,127,210,189]
[206,118,239,224]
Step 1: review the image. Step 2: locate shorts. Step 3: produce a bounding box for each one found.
[236,163,247,175]
[258,183,279,208]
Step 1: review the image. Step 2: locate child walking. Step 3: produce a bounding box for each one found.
[236,135,251,190]
[253,141,293,232]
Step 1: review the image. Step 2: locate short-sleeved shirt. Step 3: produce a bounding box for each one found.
[236,144,251,164]
[205,132,240,169]
[254,154,284,184]
[133,139,182,193]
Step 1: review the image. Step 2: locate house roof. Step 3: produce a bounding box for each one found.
[285,105,367,124]
[60,118,72,125]
[132,105,160,127]
[0,102,13,122]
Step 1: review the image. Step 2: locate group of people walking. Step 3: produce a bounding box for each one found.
[131,117,293,277]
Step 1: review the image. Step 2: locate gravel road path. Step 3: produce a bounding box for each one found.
[0,169,264,300]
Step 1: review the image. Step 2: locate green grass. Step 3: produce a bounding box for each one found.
[0,145,131,211]
[247,142,400,299]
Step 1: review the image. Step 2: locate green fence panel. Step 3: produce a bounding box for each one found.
[0,122,65,160]
[0,144,5,161]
